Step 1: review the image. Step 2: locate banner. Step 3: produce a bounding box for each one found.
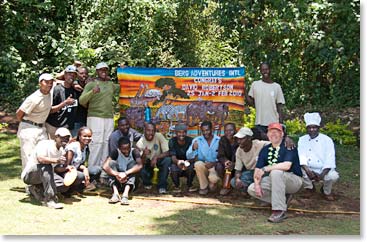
[117,67,245,137]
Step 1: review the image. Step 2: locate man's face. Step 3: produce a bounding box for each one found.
[119,143,131,157]
[64,72,76,83]
[201,125,212,140]
[307,125,320,139]
[118,119,130,135]
[78,68,89,82]
[175,130,187,142]
[239,136,253,152]
[56,135,70,148]
[144,124,155,141]
[96,67,109,80]
[39,80,53,94]
[224,124,235,140]
[267,128,283,144]
[260,64,270,80]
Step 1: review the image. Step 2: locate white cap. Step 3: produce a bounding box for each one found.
[96,62,109,70]
[65,65,77,73]
[234,127,253,138]
[55,127,71,137]
[38,73,54,82]
[304,112,321,127]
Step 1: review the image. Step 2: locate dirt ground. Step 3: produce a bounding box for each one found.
[0,110,360,215]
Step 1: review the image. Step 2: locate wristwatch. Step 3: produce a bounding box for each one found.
[261,167,266,172]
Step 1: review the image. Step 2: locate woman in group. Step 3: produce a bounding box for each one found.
[54,126,102,195]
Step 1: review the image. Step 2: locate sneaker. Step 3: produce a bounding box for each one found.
[188,187,198,193]
[144,185,152,190]
[108,193,121,204]
[268,210,287,223]
[219,188,231,196]
[84,182,97,191]
[199,188,209,195]
[43,199,63,209]
[28,185,44,201]
[158,188,167,194]
[120,196,130,205]
[172,187,181,193]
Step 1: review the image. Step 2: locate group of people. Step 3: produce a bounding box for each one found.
[16,61,339,223]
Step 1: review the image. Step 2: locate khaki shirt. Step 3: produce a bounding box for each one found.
[235,140,270,171]
[19,89,52,124]
[136,133,169,160]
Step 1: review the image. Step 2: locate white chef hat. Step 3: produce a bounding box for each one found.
[304,112,321,127]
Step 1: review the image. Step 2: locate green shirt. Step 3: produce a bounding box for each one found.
[79,80,120,119]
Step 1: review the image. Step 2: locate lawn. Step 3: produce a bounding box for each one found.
[0,132,360,235]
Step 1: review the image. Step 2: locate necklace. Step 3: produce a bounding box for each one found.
[267,146,280,166]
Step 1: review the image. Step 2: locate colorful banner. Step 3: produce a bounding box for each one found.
[117,67,245,137]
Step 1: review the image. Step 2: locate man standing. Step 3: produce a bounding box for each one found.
[70,66,92,136]
[16,73,54,170]
[45,65,78,139]
[186,121,221,195]
[136,122,171,194]
[231,127,269,195]
[169,123,197,193]
[103,137,143,205]
[79,62,120,167]
[298,112,339,201]
[108,117,142,155]
[247,123,303,223]
[21,127,71,209]
[245,63,285,140]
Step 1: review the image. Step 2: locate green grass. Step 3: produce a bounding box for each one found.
[0,133,360,235]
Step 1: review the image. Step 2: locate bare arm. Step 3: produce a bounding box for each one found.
[15,109,25,122]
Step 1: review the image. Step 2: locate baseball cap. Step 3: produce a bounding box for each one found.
[175,123,187,131]
[65,65,77,73]
[268,122,283,132]
[55,127,71,137]
[96,62,109,70]
[234,127,253,138]
[38,73,54,82]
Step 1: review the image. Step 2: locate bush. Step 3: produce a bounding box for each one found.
[321,120,357,146]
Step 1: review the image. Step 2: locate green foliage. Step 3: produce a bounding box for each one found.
[243,106,256,128]
[0,0,360,113]
[284,118,306,135]
[321,120,357,146]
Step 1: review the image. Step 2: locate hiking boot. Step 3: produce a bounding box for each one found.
[199,188,209,195]
[188,186,198,193]
[158,188,167,194]
[268,210,287,223]
[120,196,130,205]
[108,193,121,204]
[219,188,231,196]
[172,187,181,193]
[84,182,97,192]
[28,185,44,201]
[43,199,63,209]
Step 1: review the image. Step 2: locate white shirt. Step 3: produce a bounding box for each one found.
[21,140,65,179]
[297,133,336,174]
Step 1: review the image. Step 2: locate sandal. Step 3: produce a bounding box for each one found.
[108,193,121,204]
[120,196,129,205]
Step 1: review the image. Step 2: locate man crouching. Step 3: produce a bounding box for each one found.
[247,123,303,223]
[102,136,143,205]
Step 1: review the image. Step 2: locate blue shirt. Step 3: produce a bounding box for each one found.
[186,135,220,162]
[256,141,302,177]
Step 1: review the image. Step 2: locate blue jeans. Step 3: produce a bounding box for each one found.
[141,157,172,190]
[230,170,254,192]
[71,122,86,137]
